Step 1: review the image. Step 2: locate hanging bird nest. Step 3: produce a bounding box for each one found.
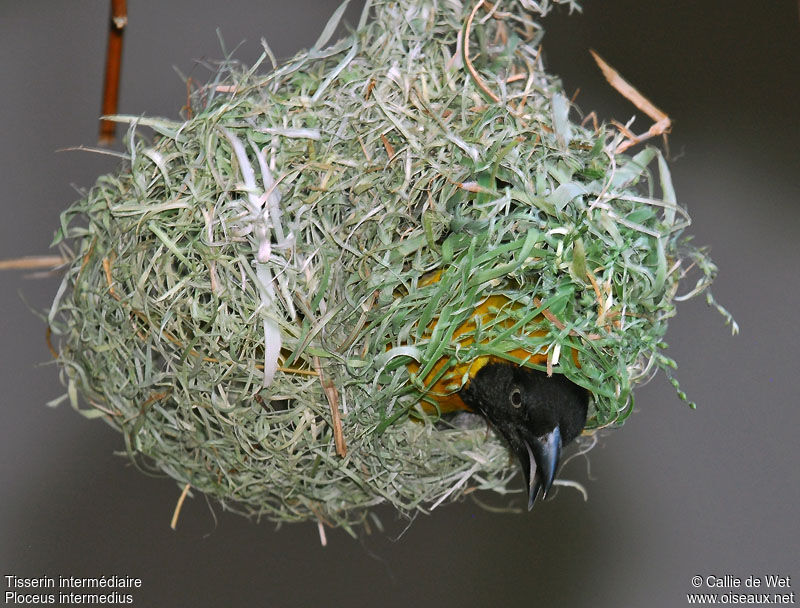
[47,0,734,534]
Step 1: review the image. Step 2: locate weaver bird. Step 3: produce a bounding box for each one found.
[406,283,590,509]
[459,360,589,509]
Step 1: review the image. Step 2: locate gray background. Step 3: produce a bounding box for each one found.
[2,1,798,606]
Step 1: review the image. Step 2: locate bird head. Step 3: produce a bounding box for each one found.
[460,361,589,509]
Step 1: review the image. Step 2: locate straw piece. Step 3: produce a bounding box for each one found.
[314,355,347,458]
[589,49,672,153]
[0,255,66,270]
[170,483,192,530]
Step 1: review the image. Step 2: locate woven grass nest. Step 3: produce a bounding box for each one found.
[48,0,734,533]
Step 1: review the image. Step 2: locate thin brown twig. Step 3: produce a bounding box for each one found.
[99,0,128,145]
[102,255,119,300]
[380,133,395,158]
[182,77,195,120]
[533,296,603,341]
[609,118,637,140]
[581,111,600,133]
[463,0,500,104]
[45,327,58,359]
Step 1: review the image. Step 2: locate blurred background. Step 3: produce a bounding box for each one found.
[1,1,797,606]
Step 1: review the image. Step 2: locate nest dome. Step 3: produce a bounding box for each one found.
[48,0,730,532]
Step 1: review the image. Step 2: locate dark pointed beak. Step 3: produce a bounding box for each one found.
[521,426,562,510]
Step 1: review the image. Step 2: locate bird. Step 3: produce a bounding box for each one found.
[459,360,589,510]
[404,273,590,509]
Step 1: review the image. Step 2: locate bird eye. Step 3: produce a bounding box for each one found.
[509,387,522,408]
